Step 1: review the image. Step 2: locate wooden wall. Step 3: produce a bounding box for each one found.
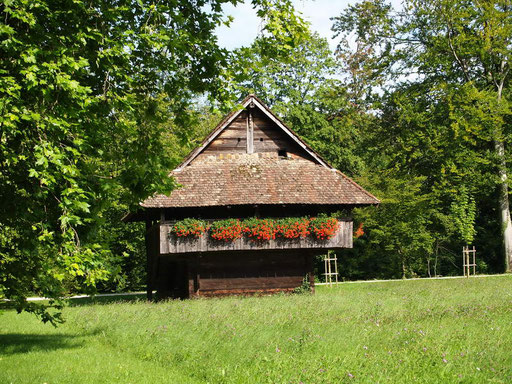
[202,111,247,154]
[202,108,313,160]
[154,250,315,299]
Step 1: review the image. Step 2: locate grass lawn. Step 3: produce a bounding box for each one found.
[1,276,512,383]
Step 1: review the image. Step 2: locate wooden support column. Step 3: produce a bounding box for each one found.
[145,219,153,301]
[195,255,201,294]
[188,255,200,298]
[306,252,315,293]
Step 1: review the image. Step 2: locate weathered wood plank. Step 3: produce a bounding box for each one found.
[157,247,313,298]
[199,287,296,297]
[217,127,246,135]
[207,138,246,148]
[202,105,314,160]
[253,130,290,139]
[200,276,303,290]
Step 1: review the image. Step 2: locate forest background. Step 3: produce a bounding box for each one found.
[1,0,511,323]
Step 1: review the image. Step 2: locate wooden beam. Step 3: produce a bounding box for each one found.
[247,109,254,154]
[188,255,200,298]
[195,256,201,294]
[250,97,331,168]
[306,252,315,293]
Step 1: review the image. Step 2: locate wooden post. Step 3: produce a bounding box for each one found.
[324,256,327,285]
[188,255,200,298]
[334,253,339,284]
[327,252,332,286]
[195,255,201,295]
[145,219,153,300]
[467,247,470,277]
[323,250,339,287]
[306,252,315,293]
[463,246,466,277]
[463,246,477,277]
[465,247,467,277]
[472,245,476,275]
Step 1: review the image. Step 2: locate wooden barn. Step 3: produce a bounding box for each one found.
[126,95,379,299]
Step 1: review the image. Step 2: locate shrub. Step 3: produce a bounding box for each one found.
[171,216,340,242]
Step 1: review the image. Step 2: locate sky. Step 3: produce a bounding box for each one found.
[215,0,402,52]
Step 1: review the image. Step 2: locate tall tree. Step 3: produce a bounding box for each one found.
[333,0,512,271]
[0,0,307,322]
[236,32,371,175]
[236,32,337,106]
[351,80,502,277]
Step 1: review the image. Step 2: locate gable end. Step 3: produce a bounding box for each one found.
[175,95,331,171]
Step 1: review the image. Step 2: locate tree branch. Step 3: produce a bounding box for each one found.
[446,27,470,83]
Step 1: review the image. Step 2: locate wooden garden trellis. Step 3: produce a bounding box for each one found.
[462,246,476,277]
[323,250,338,286]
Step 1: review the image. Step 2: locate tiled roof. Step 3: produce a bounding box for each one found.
[141,95,379,209]
[141,154,379,208]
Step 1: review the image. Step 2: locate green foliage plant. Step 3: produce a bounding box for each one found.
[0,0,309,323]
[450,187,477,245]
[332,0,512,271]
[179,216,342,243]
[292,274,312,294]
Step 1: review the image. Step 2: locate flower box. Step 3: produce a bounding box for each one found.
[159,220,353,254]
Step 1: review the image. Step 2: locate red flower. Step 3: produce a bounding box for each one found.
[309,217,339,240]
[354,222,364,238]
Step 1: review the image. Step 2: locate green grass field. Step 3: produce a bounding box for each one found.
[1,276,512,383]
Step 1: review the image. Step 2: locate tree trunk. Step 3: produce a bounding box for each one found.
[432,240,439,278]
[399,250,407,279]
[495,140,512,272]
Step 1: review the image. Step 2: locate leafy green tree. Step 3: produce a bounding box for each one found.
[333,0,512,271]
[0,0,307,323]
[355,176,435,279]
[236,32,372,176]
[369,82,502,273]
[450,187,477,246]
[96,103,222,293]
[237,32,337,106]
